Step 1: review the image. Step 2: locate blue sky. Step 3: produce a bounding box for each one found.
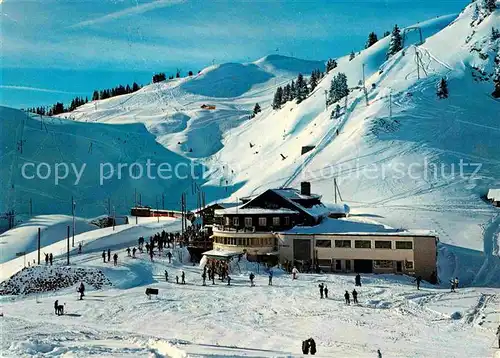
[1,0,468,109]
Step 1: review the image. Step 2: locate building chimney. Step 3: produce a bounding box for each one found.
[300,182,311,196]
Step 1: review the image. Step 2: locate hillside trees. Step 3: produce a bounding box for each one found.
[328,73,349,105]
[387,24,403,59]
[326,58,338,73]
[365,32,378,48]
[492,53,500,98]
[152,73,166,83]
[296,73,309,103]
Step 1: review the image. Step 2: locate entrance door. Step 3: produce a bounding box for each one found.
[354,259,373,273]
[293,239,311,262]
[396,261,403,273]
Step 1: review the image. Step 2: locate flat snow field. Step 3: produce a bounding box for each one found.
[1,245,499,358]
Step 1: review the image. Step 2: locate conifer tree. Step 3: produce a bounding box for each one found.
[387,24,403,59]
[365,32,378,49]
[296,73,308,103]
[471,4,480,24]
[290,80,296,99]
[484,0,497,13]
[492,53,500,98]
[309,70,318,91]
[272,87,283,110]
[283,84,291,102]
[132,82,140,92]
[437,77,449,99]
[253,103,261,115]
[92,90,99,101]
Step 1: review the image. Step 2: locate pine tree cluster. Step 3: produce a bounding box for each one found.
[492,52,500,98]
[491,27,500,41]
[250,103,262,118]
[325,58,338,73]
[484,0,497,13]
[365,32,379,49]
[272,69,325,110]
[327,72,349,105]
[387,24,403,59]
[28,82,142,117]
[152,73,167,83]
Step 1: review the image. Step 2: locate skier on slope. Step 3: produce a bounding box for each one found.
[165,270,169,282]
[496,325,500,349]
[355,273,362,287]
[102,250,106,263]
[113,253,118,266]
[318,283,324,299]
[107,249,111,262]
[249,272,255,286]
[78,282,85,300]
[352,289,358,304]
[181,270,185,284]
[126,247,131,257]
[268,270,273,286]
[414,276,422,290]
[132,247,137,258]
[292,266,298,280]
[344,290,350,305]
[324,285,329,299]
[377,349,383,358]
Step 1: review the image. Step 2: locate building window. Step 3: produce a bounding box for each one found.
[374,260,393,269]
[284,217,290,225]
[225,217,230,225]
[316,239,332,248]
[258,217,267,226]
[355,240,371,249]
[405,261,414,269]
[273,217,280,226]
[245,217,252,227]
[375,241,392,249]
[396,241,413,250]
[233,217,239,226]
[335,240,351,248]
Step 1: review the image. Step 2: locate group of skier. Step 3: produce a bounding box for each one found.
[101,249,118,266]
[44,253,54,266]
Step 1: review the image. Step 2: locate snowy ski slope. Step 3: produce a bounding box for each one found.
[1,2,499,286]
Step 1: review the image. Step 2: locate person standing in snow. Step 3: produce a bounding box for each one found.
[49,253,53,266]
[454,277,459,290]
[496,325,500,349]
[227,275,231,286]
[181,270,185,284]
[414,276,422,290]
[78,282,85,300]
[202,271,207,286]
[107,249,111,262]
[78,242,82,254]
[132,247,136,258]
[54,300,59,315]
[268,270,273,286]
[292,266,298,280]
[149,248,154,262]
[377,349,382,358]
[102,250,106,263]
[355,273,361,287]
[113,253,118,266]
[126,247,131,257]
[324,285,329,299]
[45,253,49,265]
[450,278,456,292]
[352,289,358,304]
[249,272,255,286]
[318,283,324,299]
[165,270,169,282]
[344,290,350,305]
[167,251,172,263]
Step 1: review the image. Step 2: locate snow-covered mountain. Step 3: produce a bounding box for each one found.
[1,1,499,285]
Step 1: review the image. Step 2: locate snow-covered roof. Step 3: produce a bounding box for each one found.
[214,206,300,216]
[325,203,350,215]
[202,249,243,258]
[279,217,436,237]
[487,189,500,201]
[271,188,321,201]
[193,202,240,214]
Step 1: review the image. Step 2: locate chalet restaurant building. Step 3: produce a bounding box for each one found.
[277,220,438,281]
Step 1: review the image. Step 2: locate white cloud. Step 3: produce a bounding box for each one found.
[0,85,85,95]
[69,0,185,29]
